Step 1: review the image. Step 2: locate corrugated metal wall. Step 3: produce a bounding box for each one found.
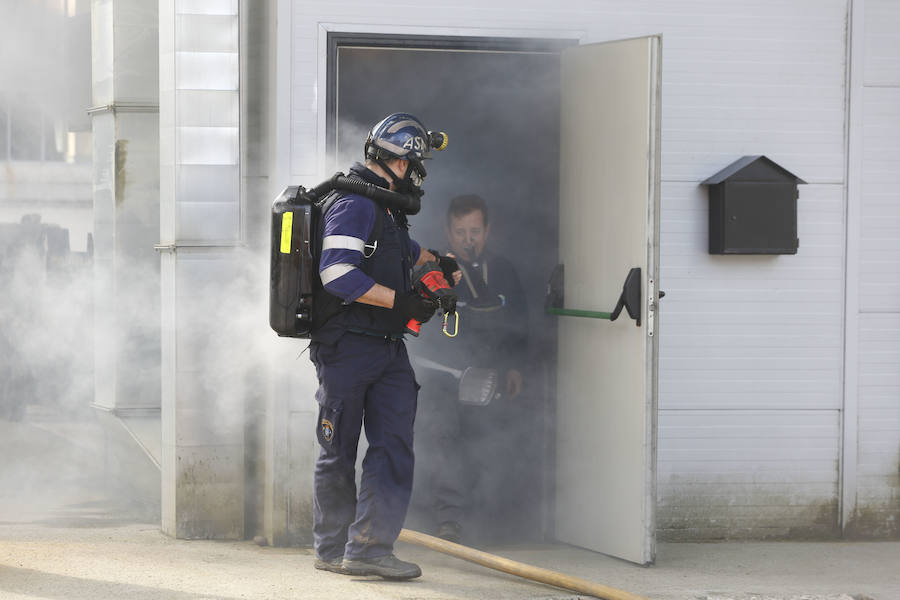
[278,0,898,540]
[658,182,845,540]
[159,0,245,539]
[851,0,900,537]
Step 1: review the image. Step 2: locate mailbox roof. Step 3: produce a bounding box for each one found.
[702,155,807,185]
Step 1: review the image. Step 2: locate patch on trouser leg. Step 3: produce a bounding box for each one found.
[321,418,334,442]
[317,405,341,448]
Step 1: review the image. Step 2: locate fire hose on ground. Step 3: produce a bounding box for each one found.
[398,528,650,600]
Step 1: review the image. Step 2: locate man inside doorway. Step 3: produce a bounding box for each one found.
[413,194,529,543]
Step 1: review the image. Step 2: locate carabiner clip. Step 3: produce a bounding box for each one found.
[442,311,459,338]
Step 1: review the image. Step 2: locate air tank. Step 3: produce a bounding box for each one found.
[269,186,314,337]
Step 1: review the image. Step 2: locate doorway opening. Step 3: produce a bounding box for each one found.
[330,33,569,546]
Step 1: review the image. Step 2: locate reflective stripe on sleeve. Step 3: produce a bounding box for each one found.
[322,235,366,252]
[320,263,356,285]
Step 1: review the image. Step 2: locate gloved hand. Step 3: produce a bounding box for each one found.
[395,289,438,323]
[429,249,460,287]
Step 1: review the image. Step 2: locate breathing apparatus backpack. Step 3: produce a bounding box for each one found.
[269,172,421,338]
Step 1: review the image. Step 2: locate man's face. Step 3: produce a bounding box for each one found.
[446,210,490,262]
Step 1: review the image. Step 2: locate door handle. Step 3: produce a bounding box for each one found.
[545,265,642,326]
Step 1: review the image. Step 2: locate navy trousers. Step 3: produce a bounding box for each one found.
[310,333,418,561]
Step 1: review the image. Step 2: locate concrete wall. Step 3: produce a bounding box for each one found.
[268,0,900,542]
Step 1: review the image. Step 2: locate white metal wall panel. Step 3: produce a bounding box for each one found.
[658,409,840,540]
[856,314,900,536]
[160,0,244,540]
[660,183,845,412]
[860,88,900,313]
[168,2,240,243]
[639,172,844,537]
[863,0,900,86]
[852,0,900,536]
[284,0,852,540]
[289,0,848,184]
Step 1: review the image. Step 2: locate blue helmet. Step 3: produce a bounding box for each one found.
[364,113,448,184]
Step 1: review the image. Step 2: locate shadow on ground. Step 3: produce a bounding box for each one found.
[0,565,246,600]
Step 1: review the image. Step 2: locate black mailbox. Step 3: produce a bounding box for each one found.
[702,155,806,255]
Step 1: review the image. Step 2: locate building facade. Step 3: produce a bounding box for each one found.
[90,0,899,553]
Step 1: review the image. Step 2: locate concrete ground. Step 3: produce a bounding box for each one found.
[0,407,897,600]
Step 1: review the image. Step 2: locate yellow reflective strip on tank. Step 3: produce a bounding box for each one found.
[280,212,293,253]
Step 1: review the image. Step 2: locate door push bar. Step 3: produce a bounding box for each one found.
[545,265,646,326]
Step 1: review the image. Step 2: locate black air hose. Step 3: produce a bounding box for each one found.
[291,172,422,215]
[309,173,342,199]
[332,174,421,215]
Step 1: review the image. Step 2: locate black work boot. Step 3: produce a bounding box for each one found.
[342,554,422,580]
[436,521,462,544]
[313,556,346,574]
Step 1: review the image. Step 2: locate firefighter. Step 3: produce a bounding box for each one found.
[309,113,456,580]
